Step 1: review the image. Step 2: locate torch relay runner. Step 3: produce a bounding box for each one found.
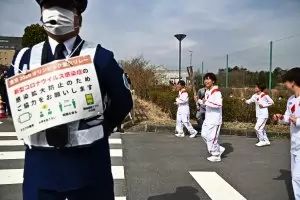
[174,80,198,138]
[194,73,225,162]
[244,83,274,147]
[273,68,300,200]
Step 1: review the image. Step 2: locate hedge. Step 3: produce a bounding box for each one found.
[147,86,287,124]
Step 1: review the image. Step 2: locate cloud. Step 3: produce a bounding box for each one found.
[0,0,300,72]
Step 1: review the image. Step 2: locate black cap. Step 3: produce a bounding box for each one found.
[36,0,87,13]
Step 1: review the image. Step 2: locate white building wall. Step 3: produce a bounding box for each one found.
[155,67,189,85]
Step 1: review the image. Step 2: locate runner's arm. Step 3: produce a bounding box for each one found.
[176,92,189,104]
[262,95,274,107]
[279,108,291,125]
[245,94,255,104]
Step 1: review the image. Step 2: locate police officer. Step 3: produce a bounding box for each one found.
[7,0,133,199]
[196,85,206,133]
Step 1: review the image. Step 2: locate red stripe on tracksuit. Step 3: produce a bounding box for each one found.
[207,100,222,107]
[210,125,221,153]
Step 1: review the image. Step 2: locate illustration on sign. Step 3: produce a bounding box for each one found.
[59,99,76,112]
[18,112,32,124]
[72,99,76,108]
[40,104,52,117]
[85,94,94,105]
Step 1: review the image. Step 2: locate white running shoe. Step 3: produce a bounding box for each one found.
[189,132,198,138]
[207,155,221,162]
[264,140,271,146]
[175,133,185,137]
[255,141,267,147]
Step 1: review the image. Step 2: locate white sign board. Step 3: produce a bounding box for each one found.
[6,55,102,139]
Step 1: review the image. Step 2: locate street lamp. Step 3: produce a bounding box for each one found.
[174,34,186,80]
[189,50,193,66]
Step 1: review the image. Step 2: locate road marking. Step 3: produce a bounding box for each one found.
[0,132,16,136]
[0,151,25,160]
[0,166,125,185]
[115,197,126,200]
[0,149,122,160]
[109,138,122,144]
[110,149,123,157]
[0,140,23,146]
[190,171,247,200]
[0,169,23,185]
[111,166,125,179]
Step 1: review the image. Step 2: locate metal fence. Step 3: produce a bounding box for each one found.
[197,34,300,89]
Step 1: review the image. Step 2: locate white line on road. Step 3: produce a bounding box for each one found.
[110,149,123,157]
[0,151,25,160]
[115,197,126,200]
[0,140,23,146]
[0,169,23,185]
[0,149,122,160]
[189,171,247,200]
[109,138,122,144]
[0,132,16,136]
[112,166,125,179]
[0,166,125,185]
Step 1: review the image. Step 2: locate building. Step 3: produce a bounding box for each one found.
[155,66,189,85]
[0,36,22,66]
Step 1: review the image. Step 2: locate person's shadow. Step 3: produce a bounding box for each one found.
[220,143,234,158]
[273,169,295,200]
[147,186,200,200]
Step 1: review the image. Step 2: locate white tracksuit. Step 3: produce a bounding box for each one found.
[279,95,300,200]
[245,93,274,142]
[199,86,223,156]
[175,89,197,135]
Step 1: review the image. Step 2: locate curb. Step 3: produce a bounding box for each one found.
[126,124,290,139]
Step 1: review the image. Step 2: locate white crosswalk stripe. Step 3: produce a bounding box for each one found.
[0,132,127,200]
[190,171,247,200]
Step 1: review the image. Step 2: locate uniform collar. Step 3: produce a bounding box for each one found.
[48,36,77,56]
[209,85,218,91]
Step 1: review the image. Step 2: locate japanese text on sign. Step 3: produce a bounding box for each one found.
[6,55,103,139]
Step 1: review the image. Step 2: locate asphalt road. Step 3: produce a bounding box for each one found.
[122,132,294,200]
[0,118,295,200]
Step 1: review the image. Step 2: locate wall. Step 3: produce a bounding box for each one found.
[0,49,15,66]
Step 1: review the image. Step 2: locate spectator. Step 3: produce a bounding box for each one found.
[196,85,206,133]
[0,70,8,115]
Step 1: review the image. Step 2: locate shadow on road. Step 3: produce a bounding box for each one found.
[273,169,295,200]
[147,186,200,200]
[220,143,234,158]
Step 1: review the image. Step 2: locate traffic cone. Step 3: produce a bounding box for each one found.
[0,99,7,118]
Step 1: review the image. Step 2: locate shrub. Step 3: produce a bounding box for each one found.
[147,86,287,123]
[119,56,159,99]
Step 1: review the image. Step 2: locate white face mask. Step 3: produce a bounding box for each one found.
[42,7,78,36]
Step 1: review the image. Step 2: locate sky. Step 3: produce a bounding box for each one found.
[0,0,300,72]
